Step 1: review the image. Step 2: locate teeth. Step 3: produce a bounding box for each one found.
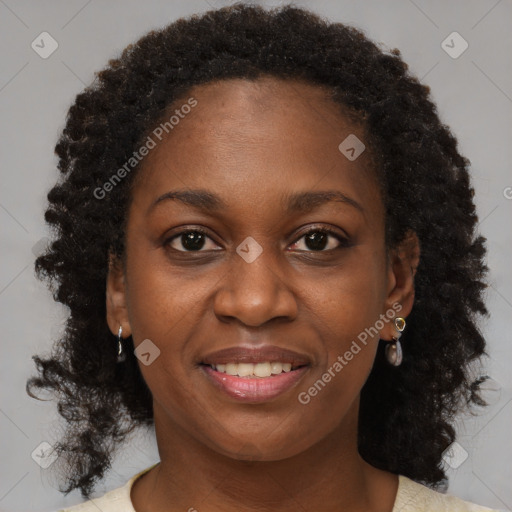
[225,363,238,376]
[237,363,254,377]
[271,362,290,374]
[211,361,295,377]
[254,362,271,377]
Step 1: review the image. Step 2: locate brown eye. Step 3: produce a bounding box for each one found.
[164,229,220,252]
[289,228,350,252]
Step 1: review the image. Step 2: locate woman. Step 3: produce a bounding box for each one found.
[27,3,501,511]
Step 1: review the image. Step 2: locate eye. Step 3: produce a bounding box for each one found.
[289,227,350,252]
[164,228,220,252]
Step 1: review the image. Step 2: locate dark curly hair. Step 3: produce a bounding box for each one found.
[27,2,490,499]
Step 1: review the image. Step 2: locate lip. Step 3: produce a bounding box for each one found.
[200,345,311,367]
[201,364,310,403]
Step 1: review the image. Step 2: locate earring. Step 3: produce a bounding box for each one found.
[385,317,406,366]
[117,325,126,363]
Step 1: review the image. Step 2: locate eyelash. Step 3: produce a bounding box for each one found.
[163,226,351,254]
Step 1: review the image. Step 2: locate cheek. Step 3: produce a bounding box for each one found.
[303,250,387,342]
[283,258,386,416]
[300,254,386,387]
[124,238,213,343]
[123,240,230,412]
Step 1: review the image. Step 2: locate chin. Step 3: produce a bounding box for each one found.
[204,430,313,463]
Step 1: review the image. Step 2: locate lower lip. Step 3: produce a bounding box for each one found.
[201,365,309,403]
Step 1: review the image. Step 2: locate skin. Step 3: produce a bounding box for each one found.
[106,77,420,512]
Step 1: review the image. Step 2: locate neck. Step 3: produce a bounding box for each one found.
[131,400,398,512]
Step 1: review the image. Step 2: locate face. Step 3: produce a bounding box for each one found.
[107,77,416,461]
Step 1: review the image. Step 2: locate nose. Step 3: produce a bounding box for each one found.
[213,244,298,327]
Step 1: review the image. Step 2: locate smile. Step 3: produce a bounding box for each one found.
[201,363,310,402]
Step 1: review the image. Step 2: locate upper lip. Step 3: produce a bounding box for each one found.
[201,345,311,367]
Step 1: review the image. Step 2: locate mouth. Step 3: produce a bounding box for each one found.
[198,345,312,402]
[199,361,310,403]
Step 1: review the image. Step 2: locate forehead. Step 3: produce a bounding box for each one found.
[129,77,381,222]
[188,76,341,123]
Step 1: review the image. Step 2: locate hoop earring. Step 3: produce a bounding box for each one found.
[117,325,126,363]
[385,317,406,366]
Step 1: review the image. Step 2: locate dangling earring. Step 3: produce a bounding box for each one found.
[386,317,406,366]
[117,325,126,363]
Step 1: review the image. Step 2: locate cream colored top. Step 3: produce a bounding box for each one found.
[57,464,503,512]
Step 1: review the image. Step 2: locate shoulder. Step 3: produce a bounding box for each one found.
[56,464,157,512]
[393,474,506,512]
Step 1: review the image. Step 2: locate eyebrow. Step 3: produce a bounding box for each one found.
[147,188,364,216]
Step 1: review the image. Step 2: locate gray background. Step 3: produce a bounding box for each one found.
[1,1,511,511]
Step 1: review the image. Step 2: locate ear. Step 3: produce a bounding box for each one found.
[380,230,420,341]
[106,252,131,338]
